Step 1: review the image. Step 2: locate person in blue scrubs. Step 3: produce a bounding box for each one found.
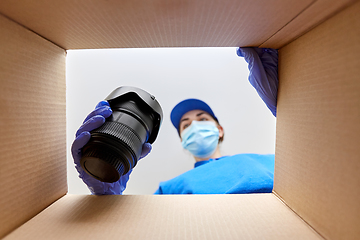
[72,98,275,195]
[154,98,274,194]
[72,47,278,195]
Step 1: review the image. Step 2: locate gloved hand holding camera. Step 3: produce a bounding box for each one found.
[72,100,152,195]
[72,87,162,195]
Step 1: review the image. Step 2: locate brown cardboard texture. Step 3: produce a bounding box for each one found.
[3,194,322,240]
[0,0,314,49]
[275,1,360,239]
[0,13,67,238]
[0,0,350,50]
[0,0,359,239]
[260,0,357,48]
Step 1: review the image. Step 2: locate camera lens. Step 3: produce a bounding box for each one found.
[80,87,162,183]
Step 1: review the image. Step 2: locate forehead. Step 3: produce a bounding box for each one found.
[180,109,212,121]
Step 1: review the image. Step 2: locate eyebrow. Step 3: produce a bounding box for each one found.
[180,118,189,123]
[180,112,206,124]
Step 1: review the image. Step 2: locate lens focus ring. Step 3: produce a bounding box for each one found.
[93,121,143,160]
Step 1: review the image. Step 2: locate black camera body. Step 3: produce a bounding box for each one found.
[80,86,163,183]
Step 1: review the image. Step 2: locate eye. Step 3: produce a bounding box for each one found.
[182,123,190,130]
[200,117,207,121]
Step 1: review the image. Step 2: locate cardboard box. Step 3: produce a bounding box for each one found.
[0,0,359,239]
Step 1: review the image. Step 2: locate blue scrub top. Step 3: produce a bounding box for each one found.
[154,153,274,194]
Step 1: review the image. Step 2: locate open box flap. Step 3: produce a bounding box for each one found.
[260,0,357,48]
[0,13,67,238]
[4,194,322,240]
[0,0,318,49]
[275,1,360,239]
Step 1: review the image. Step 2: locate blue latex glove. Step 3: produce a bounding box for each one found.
[71,101,152,195]
[237,47,278,117]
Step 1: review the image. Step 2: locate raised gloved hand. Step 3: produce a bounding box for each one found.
[237,47,278,117]
[71,101,152,195]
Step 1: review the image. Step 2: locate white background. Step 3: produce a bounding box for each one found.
[66,47,276,195]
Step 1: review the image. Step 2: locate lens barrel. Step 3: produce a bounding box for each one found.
[80,87,162,183]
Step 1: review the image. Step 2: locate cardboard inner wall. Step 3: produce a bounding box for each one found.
[0,14,67,238]
[0,0,314,49]
[3,194,322,240]
[0,0,359,239]
[260,0,357,49]
[275,2,360,239]
[0,0,354,50]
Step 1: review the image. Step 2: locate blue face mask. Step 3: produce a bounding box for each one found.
[181,121,220,158]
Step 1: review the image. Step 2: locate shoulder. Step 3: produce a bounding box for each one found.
[154,153,275,194]
[225,153,275,160]
[222,153,274,166]
[155,161,221,194]
[155,170,194,194]
[221,153,275,172]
